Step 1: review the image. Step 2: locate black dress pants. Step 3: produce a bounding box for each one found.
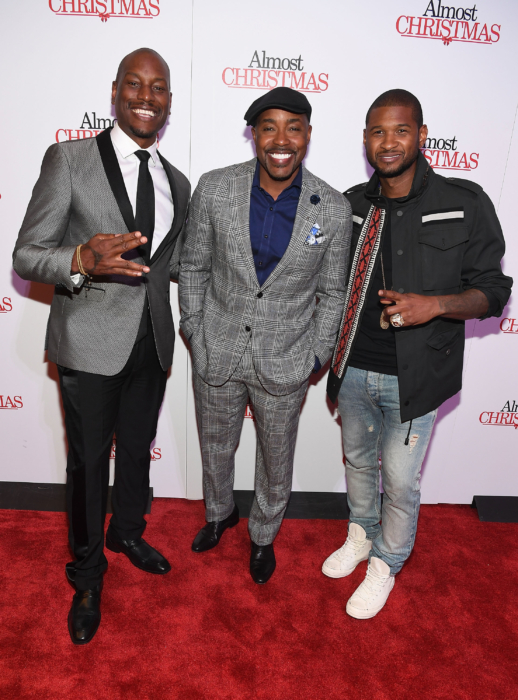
[58,326,167,590]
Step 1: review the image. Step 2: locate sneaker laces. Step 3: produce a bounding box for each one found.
[356,564,391,601]
[335,535,367,561]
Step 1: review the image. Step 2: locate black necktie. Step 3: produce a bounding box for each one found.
[134,150,155,264]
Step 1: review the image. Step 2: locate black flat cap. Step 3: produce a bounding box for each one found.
[244,87,312,126]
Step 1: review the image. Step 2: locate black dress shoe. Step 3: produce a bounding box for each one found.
[68,584,102,645]
[192,505,239,552]
[250,542,276,584]
[106,532,171,574]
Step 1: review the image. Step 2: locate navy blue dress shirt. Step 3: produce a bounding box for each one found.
[249,161,320,371]
[249,160,302,287]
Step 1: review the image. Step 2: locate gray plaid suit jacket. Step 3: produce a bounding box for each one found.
[13,129,190,376]
[179,158,352,396]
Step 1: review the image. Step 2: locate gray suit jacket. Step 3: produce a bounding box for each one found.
[13,128,190,375]
[179,158,352,396]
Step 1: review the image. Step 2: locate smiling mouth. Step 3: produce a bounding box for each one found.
[378,153,403,163]
[267,152,294,163]
[131,107,158,119]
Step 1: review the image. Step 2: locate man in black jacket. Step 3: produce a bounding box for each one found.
[323,89,512,619]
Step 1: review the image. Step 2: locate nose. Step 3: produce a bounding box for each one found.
[380,131,398,151]
[273,128,290,146]
[137,82,153,102]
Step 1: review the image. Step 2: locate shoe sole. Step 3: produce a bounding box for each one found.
[321,554,369,579]
[105,538,171,574]
[191,518,239,553]
[345,580,395,619]
[345,603,385,619]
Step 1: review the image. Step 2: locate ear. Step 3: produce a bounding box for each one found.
[169,92,172,115]
[306,124,312,144]
[111,80,117,106]
[419,124,428,149]
[363,128,367,147]
[251,126,256,144]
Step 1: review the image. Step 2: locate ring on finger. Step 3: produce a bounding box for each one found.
[390,313,404,328]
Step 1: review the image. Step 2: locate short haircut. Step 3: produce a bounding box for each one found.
[365,89,423,129]
[115,48,170,87]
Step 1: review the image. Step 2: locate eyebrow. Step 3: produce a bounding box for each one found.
[369,123,412,130]
[125,71,167,83]
[260,117,303,124]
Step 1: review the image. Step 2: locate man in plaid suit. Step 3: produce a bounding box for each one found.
[179,88,352,583]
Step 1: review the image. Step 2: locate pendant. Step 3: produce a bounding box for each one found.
[380,311,390,330]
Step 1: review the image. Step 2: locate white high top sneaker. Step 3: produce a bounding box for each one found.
[322,523,372,578]
[346,556,395,619]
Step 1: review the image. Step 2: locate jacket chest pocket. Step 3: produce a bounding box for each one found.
[419,225,468,291]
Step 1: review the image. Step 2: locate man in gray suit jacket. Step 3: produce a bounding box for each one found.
[179,88,352,584]
[13,49,189,644]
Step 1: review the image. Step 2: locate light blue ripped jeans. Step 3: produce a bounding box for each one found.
[338,366,437,574]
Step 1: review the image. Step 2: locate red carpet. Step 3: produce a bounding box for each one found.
[1,501,517,700]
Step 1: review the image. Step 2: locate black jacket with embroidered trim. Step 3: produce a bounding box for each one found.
[327,152,512,422]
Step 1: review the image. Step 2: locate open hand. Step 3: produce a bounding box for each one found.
[71,231,150,277]
[379,289,441,327]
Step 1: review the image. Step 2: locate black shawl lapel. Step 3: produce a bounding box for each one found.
[151,152,181,264]
[96,127,136,233]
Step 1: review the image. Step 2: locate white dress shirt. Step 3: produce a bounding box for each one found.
[72,123,174,284]
[110,122,174,256]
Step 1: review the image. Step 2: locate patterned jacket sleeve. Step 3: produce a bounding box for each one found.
[312,193,352,365]
[178,173,213,340]
[13,144,79,292]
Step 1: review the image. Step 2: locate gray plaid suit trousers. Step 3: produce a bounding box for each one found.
[193,341,309,545]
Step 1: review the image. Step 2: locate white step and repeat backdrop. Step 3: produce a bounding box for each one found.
[1,0,517,503]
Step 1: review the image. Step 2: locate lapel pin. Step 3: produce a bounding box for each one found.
[310,195,320,205]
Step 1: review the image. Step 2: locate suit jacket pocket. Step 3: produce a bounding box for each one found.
[71,285,105,302]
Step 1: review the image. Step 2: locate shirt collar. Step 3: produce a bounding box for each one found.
[111,122,159,166]
[252,158,303,191]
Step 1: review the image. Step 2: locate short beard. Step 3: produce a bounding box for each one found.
[130,124,159,141]
[369,146,420,179]
[262,158,299,182]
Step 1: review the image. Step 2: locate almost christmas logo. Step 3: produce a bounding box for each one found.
[479,402,518,428]
[49,0,160,22]
[56,112,116,142]
[422,135,479,171]
[110,437,162,460]
[222,50,328,93]
[396,2,501,46]
[0,396,23,409]
[0,297,13,313]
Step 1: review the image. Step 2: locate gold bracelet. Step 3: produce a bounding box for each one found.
[76,244,88,277]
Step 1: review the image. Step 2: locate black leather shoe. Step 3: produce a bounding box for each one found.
[250,542,276,584]
[106,532,171,574]
[192,505,239,552]
[68,584,102,645]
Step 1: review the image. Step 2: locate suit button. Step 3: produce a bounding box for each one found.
[404,400,410,406]
[245,326,251,332]
[402,364,408,370]
[446,348,451,356]
[397,210,403,216]
[397,249,403,255]
[398,288,404,293]
[257,292,263,298]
